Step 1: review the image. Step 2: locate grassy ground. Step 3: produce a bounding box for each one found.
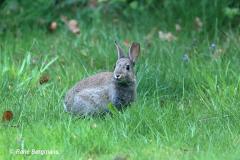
[0,18,240,160]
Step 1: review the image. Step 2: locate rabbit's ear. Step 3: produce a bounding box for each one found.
[115,41,125,59]
[129,42,140,63]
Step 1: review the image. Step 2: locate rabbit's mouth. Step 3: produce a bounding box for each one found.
[114,77,125,83]
[113,77,133,86]
[113,75,126,83]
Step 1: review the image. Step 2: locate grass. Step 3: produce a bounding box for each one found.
[0,16,240,160]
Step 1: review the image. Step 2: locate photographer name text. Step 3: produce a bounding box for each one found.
[10,149,59,155]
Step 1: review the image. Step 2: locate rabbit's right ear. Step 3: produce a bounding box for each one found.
[129,42,140,64]
[115,41,125,59]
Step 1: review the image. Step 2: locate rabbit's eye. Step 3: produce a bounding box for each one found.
[126,65,130,71]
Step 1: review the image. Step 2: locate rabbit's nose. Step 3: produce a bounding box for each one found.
[115,74,121,79]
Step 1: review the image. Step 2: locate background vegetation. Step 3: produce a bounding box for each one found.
[0,0,240,159]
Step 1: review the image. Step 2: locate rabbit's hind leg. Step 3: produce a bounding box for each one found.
[70,94,97,115]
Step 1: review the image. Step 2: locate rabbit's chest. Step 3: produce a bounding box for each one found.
[110,86,135,109]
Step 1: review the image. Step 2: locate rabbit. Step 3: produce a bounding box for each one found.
[64,41,140,116]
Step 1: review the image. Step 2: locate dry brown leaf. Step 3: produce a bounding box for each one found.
[123,40,130,47]
[61,16,80,35]
[49,21,57,32]
[158,31,177,42]
[39,75,50,85]
[68,20,80,34]
[194,17,203,32]
[212,48,225,59]
[2,110,13,121]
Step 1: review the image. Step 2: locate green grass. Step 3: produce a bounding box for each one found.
[0,18,240,160]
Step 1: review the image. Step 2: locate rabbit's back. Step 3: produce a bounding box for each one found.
[71,72,112,91]
[64,72,113,115]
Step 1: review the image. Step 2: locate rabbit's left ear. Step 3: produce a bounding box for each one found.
[129,42,140,63]
[115,41,125,59]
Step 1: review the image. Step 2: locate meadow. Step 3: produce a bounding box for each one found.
[0,1,240,159]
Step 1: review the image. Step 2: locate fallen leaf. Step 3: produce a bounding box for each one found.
[158,31,177,41]
[39,75,50,85]
[49,21,58,32]
[212,48,225,59]
[194,17,203,32]
[2,110,13,121]
[68,20,80,34]
[10,124,19,128]
[123,40,130,47]
[61,16,80,35]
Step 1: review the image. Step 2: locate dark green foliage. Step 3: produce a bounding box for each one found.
[0,0,239,32]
